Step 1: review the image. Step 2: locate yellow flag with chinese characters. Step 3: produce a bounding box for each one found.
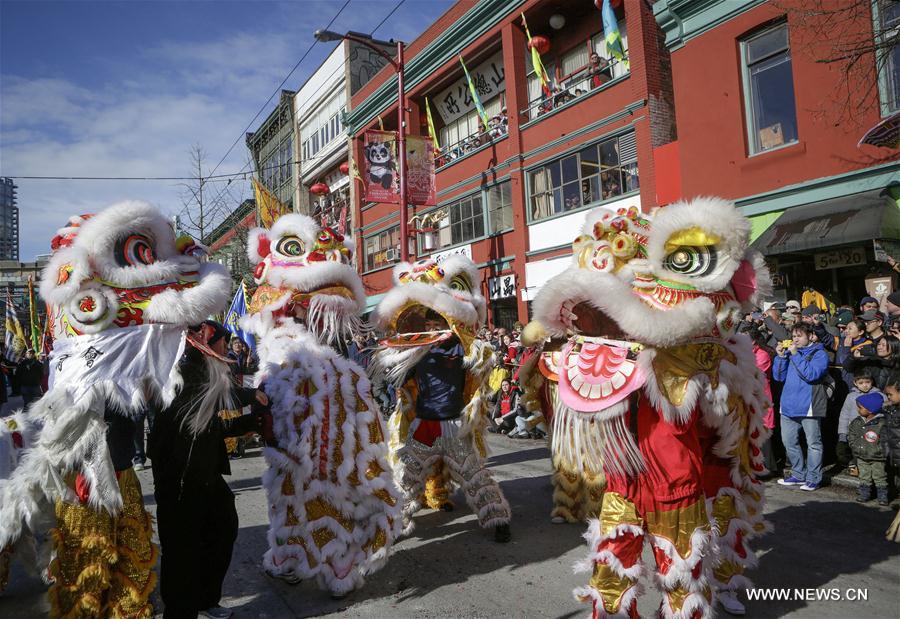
[253,178,287,229]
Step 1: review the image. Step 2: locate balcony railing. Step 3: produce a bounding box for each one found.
[520,57,628,120]
[433,114,509,167]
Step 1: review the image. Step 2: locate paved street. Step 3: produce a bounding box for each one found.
[2,428,899,619]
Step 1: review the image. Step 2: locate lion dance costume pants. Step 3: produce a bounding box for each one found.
[580,398,718,619]
[397,418,511,529]
[49,469,156,619]
[551,458,606,523]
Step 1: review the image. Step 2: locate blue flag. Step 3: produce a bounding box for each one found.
[601,0,628,69]
[224,281,255,352]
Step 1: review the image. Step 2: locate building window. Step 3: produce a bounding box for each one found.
[528,131,638,221]
[741,23,799,154]
[487,181,513,234]
[364,225,400,271]
[421,194,486,254]
[876,0,900,114]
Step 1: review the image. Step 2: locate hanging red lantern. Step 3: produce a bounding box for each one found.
[595,0,623,10]
[528,34,551,55]
[339,161,350,175]
[310,182,330,195]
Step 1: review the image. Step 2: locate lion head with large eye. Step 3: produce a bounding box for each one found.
[523,197,771,413]
[373,255,486,351]
[40,201,231,338]
[243,214,366,343]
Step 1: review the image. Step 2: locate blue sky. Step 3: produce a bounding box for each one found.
[0,0,455,260]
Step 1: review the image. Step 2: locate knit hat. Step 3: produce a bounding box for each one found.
[859,296,878,308]
[887,291,900,308]
[856,392,884,415]
[801,305,819,317]
[786,300,801,311]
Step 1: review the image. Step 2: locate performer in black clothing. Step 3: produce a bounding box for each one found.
[150,321,270,619]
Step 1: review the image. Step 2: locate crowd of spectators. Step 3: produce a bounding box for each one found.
[740,289,900,505]
[435,109,509,167]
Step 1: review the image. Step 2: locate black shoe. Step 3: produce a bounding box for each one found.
[494,524,511,543]
[877,488,890,506]
[487,426,500,433]
[440,502,454,512]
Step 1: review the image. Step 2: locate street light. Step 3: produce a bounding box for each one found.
[315,29,411,262]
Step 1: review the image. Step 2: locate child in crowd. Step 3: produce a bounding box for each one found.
[883,374,900,540]
[837,370,884,475]
[848,392,889,505]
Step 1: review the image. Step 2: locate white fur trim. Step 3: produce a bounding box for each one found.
[252,322,402,595]
[532,267,718,345]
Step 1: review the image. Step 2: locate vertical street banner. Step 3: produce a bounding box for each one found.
[363,130,399,203]
[252,178,288,229]
[406,135,436,206]
[27,277,40,352]
[4,288,26,361]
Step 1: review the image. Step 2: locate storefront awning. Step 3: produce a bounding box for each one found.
[750,189,900,256]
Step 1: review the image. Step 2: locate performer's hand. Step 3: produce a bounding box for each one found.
[260,411,277,447]
[255,389,269,406]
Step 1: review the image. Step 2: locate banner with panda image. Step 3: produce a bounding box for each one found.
[363,130,399,204]
[362,131,435,206]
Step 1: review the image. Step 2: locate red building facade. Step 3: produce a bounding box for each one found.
[346,0,679,328]
[653,0,900,305]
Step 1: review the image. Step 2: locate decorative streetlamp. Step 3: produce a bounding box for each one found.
[408,209,448,255]
[314,29,410,261]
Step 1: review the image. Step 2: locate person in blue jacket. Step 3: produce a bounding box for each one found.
[772,322,831,491]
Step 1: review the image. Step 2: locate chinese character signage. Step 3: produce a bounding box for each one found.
[406,135,435,206]
[488,274,516,300]
[363,130,399,203]
[435,52,505,125]
[433,244,472,264]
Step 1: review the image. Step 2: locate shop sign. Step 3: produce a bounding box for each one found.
[771,272,788,288]
[813,247,866,270]
[434,51,505,125]
[488,274,516,300]
[874,239,900,263]
[865,276,893,300]
[432,244,472,264]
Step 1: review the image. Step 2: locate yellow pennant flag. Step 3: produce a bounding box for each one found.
[425,97,441,151]
[252,178,287,229]
[522,13,551,96]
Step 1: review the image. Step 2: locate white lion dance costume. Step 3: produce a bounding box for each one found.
[0,202,230,617]
[242,215,402,597]
[371,257,511,542]
[523,199,771,618]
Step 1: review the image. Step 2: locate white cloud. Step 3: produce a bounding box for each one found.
[1,0,455,260]
[1,28,315,260]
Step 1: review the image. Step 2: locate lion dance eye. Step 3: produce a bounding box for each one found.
[276,236,305,257]
[449,275,472,292]
[115,234,156,267]
[664,246,717,276]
